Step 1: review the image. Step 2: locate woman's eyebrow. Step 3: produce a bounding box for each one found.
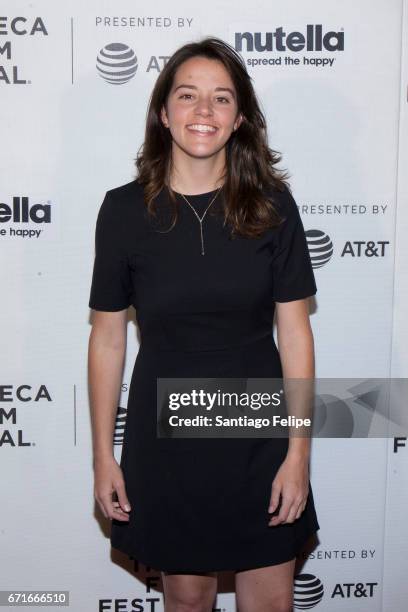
[173,84,236,97]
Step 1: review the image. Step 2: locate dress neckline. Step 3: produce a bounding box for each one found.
[173,188,221,199]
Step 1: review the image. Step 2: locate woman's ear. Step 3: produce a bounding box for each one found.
[234,113,244,131]
[161,106,169,128]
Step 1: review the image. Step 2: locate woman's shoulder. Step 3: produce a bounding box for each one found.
[264,179,292,205]
[106,178,144,206]
[262,180,298,224]
[99,178,147,227]
[94,179,147,243]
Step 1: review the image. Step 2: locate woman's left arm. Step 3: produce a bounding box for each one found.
[268,297,315,526]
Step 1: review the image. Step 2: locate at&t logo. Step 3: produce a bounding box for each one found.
[96,43,138,84]
[341,240,389,257]
[332,581,378,598]
[294,573,324,609]
[293,573,378,608]
[305,229,333,269]
[305,230,390,268]
[114,406,127,445]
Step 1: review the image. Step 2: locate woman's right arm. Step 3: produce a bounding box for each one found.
[88,309,131,521]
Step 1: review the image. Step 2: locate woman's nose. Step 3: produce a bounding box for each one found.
[194,97,214,116]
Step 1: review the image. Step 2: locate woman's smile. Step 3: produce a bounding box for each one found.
[186,123,219,135]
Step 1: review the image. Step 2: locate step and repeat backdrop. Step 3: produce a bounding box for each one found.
[1,0,407,610]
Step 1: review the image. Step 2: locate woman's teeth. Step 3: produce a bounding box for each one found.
[187,124,217,133]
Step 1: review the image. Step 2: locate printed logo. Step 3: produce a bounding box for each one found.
[0,384,52,448]
[341,240,389,257]
[0,195,57,240]
[305,229,333,269]
[0,16,48,85]
[233,25,344,69]
[394,437,407,453]
[294,573,324,609]
[96,43,138,84]
[331,581,378,598]
[235,26,344,53]
[305,231,391,267]
[114,406,127,445]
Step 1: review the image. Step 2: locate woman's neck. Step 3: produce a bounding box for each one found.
[169,144,225,195]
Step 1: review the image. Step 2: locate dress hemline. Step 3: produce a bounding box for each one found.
[110,524,320,574]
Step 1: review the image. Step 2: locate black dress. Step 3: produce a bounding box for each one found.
[88,179,320,572]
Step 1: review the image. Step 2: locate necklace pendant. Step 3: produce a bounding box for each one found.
[179,186,222,257]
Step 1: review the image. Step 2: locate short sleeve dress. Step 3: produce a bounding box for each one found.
[88,179,320,572]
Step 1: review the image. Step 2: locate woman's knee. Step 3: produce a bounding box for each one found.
[164,599,212,612]
[269,597,293,612]
[162,572,217,612]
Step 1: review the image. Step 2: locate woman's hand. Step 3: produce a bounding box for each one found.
[268,453,309,526]
[94,455,132,521]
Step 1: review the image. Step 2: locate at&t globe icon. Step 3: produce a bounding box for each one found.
[294,573,324,609]
[96,43,138,84]
[305,229,333,268]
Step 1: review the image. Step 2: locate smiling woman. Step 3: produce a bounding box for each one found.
[161,57,243,163]
[88,36,320,612]
[135,38,289,239]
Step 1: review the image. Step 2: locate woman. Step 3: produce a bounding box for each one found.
[88,37,319,612]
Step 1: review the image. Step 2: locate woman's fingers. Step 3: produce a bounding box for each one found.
[109,508,130,521]
[285,499,303,523]
[295,501,307,520]
[112,500,131,518]
[115,481,132,513]
[106,493,130,521]
[268,482,281,514]
[268,494,307,525]
[105,502,130,521]
[269,494,292,525]
[97,493,130,521]
[94,459,131,521]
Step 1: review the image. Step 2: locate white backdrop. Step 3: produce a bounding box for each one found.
[1,1,407,610]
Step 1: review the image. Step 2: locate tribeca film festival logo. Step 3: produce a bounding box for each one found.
[0,384,52,448]
[99,568,161,612]
[305,230,390,269]
[234,25,344,68]
[293,574,378,609]
[0,196,53,239]
[0,16,48,85]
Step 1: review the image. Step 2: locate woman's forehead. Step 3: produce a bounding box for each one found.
[173,57,234,88]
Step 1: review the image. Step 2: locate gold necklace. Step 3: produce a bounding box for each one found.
[179,186,222,255]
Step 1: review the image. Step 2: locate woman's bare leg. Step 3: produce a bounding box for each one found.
[161,571,218,612]
[235,558,296,612]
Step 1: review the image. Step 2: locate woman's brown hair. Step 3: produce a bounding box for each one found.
[135,36,290,238]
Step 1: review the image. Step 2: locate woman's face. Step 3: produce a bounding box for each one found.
[161,56,243,159]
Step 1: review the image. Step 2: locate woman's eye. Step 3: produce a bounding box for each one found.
[178,94,230,103]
